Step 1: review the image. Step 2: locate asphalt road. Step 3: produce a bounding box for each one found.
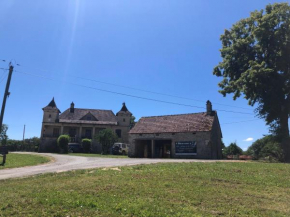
[0,152,223,180]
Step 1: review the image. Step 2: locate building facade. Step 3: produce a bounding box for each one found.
[39,98,132,152]
[128,101,222,159]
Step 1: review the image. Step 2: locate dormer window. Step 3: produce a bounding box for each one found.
[87,116,91,120]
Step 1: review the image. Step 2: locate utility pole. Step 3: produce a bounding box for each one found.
[0,63,14,138]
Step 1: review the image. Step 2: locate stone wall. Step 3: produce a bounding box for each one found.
[129,131,215,159]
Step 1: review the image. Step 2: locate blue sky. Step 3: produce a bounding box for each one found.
[0,0,287,150]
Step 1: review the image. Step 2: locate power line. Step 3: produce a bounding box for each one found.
[20,65,252,111]
[0,70,7,84]
[222,119,260,125]
[15,70,254,115]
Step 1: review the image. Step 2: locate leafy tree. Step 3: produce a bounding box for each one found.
[82,138,92,153]
[57,135,70,154]
[223,142,243,156]
[0,124,8,145]
[246,135,283,161]
[96,129,118,155]
[213,3,290,162]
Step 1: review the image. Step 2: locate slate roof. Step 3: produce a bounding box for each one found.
[129,112,216,134]
[59,108,118,125]
[42,98,61,113]
[117,103,132,116]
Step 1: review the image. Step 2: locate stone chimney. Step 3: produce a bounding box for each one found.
[70,102,75,113]
[206,100,212,115]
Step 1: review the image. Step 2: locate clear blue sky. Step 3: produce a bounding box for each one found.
[0,0,287,150]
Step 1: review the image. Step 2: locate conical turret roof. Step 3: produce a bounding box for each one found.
[42,97,61,113]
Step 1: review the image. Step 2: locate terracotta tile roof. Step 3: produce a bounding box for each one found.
[129,112,216,134]
[59,108,117,125]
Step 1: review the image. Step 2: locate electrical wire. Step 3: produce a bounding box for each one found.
[222,119,260,125]
[15,70,255,115]
[20,65,252,111]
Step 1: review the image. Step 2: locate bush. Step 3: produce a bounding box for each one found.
[96,129,118,155]
[82,139,92,153]
[57,135,70,154]
[223,142,243,156]
[246,135,284,162]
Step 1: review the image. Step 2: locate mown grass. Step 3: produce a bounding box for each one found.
[0,162,290,216]
[69,153,128,158]
[0,153,50,170]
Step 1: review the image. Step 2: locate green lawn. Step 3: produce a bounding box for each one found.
[69,153,128,158]
[0,162,290,216]
[0,153,50,170]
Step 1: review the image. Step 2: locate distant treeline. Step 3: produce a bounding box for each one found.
[223,135,284,162]
[5,137,40,152]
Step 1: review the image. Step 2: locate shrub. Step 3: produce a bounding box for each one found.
[82,139,92,153]
[57,135,70,154]
[95,129,118,155]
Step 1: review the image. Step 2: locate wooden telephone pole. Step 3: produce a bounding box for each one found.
[0,63,14,135]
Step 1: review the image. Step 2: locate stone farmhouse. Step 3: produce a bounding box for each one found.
[39,98,132,152]
[128,101,222,159]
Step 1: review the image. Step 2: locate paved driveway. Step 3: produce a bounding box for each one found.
[0,152,223,180]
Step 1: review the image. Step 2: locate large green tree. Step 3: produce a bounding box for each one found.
[213,3,290,162]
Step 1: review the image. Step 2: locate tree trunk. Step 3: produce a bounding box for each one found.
[280,111,290,162]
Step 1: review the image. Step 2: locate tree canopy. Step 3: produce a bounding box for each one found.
[0,124,8,145]
[213,3,290,162]
[96,129,118,155]
[246,135,283,161]
[223,142,243,156]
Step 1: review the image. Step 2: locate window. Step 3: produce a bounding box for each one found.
[123,118,126,122]
[122,144,126,148]
[53,128,59,137]
[87,116,91,120]
[115,129,121,138]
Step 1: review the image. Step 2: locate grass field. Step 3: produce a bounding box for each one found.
[0,153,50,170]
[0,162,289,216]
[69,153,128,158]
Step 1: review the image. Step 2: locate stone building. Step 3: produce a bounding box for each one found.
[128,101,222,159]
[39,98,132,152]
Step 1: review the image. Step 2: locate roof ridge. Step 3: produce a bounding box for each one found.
[70,108,113,111]
[140,112,207,119]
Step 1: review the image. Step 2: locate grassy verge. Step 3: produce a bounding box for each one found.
[0,153,50,170]
[69,153,128,158]
[0,162,290,216]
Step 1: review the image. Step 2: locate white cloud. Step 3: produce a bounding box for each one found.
[243,137,254,142]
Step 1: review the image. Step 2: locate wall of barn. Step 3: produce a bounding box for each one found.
[129,131,219,159]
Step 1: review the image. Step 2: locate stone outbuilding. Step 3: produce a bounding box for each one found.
[39,98,132,153]
[128,101,222,159]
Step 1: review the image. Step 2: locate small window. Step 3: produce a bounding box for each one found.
[123,118,126,122]
[122,144,126,148]
[87,116,91,120]
[49,114,52,118]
